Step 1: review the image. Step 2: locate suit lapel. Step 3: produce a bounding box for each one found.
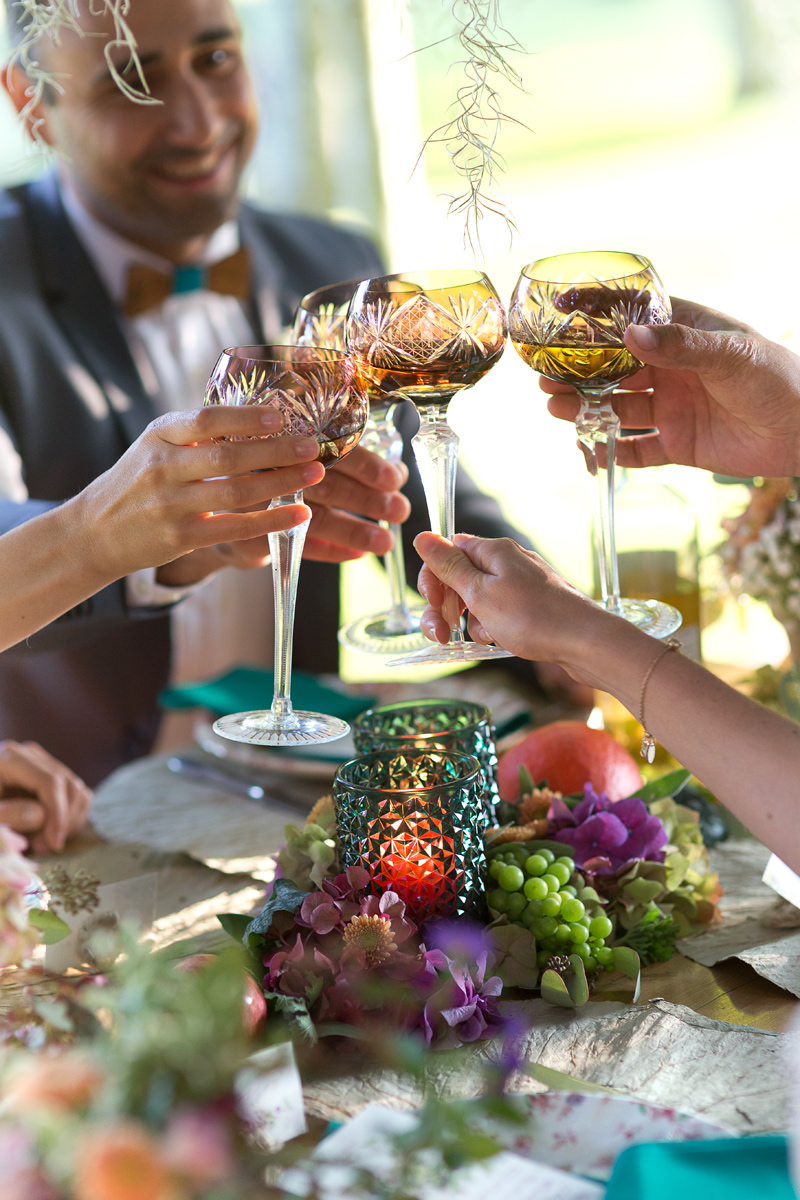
[238,204,286,342]
[20,175,157,446]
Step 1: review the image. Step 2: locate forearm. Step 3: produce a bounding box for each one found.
[0,494,114,651]
[570,617,800,868]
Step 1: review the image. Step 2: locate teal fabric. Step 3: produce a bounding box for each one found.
[172,264,206,293]
[159,666,374,723]
[605,1136,795,1200]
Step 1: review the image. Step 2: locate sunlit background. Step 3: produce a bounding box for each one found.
[3,0,799,681]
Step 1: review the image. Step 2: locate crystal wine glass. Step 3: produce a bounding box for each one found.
[347,269,512,666]
[508,252,682,638]
[292,280,428,655]
[203,345,368,745]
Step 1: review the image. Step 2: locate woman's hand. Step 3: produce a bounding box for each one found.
[74,405,327,585]
[415,531,608,677]
[0,740,92,854]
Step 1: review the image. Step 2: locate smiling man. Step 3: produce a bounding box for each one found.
[0,0,554,785]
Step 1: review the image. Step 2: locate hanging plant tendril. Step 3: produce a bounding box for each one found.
[416,0,528,253]
[10,0,156,132]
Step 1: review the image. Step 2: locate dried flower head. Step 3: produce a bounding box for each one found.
[42,865,100,916]
[342,914,398,968]
[305,794,334,827]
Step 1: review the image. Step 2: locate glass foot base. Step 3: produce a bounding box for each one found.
[338,606,429,655]
[212,710,350,748]
[608,598,683,639]
[386,641,515,668]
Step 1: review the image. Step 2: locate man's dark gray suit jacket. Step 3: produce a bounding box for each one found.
[0,174,529,785]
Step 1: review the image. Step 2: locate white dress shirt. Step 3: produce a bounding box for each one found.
[1,178,277,740]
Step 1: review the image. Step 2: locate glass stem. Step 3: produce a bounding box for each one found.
[366,402,414,635]
[411,404,463,642]
[575,392,622,614]
[268,492,310,727]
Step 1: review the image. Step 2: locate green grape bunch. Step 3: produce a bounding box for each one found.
[486,843,616,974]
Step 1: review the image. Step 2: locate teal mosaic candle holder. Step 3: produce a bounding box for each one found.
[352,699,499,824]
[333,750,487,922]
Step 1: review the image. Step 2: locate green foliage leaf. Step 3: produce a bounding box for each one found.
[27,907,71,944]
[524,1062,620,1094]
[216,913,251,944]
[32,998,74,1032]
[615,908,681,965]
[518,764,535,796]
[485,923,539,989]
[243,879,309,948]
[624,878,664,904]
[633,768,691,803]
[611,945,642,1002]
[540,967,577,1008]
[269,993,317,1043]
[566,954,589,1005]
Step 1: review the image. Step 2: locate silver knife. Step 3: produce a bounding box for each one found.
[166,756,266,801]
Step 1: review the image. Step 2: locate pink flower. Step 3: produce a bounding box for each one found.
[0,1127,57,1200]
[163,1105,235,1185]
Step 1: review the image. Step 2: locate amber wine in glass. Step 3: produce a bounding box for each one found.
[203,345,368,745]
[509,252,681,638]
[292,280,428,655]
[347,269,512,666]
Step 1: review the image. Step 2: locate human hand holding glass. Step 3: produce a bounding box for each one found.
[347,268,512,666]
[508,251,681,638]
[292,280,428,655]
[203,346,368,745]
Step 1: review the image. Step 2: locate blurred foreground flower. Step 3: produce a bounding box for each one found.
[74,1122,174,1200]
[0,824,41,967]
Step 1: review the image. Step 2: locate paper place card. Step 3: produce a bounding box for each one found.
[236,1041,307,1151]
[280,1103,602,1200]
[44,873,157,972]
[763,854,800,911]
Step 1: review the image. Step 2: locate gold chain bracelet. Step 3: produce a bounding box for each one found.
[638,638,682,763]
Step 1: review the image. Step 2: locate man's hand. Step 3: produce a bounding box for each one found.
[156,445,411,583]
[0,741,92,854]
[303,447,410,561]
[543,297,800,478]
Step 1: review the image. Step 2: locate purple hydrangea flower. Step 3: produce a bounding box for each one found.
[549,784,668,875]
[414,950,503,1049]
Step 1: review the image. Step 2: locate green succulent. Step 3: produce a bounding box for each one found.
[276,812,339,891]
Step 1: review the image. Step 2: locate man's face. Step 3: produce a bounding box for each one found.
[17,0,259,256]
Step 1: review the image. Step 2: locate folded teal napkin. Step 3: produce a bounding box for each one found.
[605,1135,794,1200]
[160,666,374,723]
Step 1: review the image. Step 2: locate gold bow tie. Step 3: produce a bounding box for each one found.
[123,246,251,317]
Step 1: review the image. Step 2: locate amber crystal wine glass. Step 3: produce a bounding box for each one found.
[203,345,368,745]
[292,281,428,655]
[347,269,512,666]
[508,251,681,638]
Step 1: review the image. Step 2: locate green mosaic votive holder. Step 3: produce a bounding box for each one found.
[352,699,499,824]
[333,750,487,922]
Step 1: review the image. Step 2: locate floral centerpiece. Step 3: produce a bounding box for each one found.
[720,476,800,718]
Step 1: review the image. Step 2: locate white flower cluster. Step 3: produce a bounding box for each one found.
[0,826,41,968]
[736,491,800,625]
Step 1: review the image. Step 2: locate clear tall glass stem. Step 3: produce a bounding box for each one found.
[575,392,622,614]
[362,403,414,635]
[268,491,310,728]
[411,403,464,642]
